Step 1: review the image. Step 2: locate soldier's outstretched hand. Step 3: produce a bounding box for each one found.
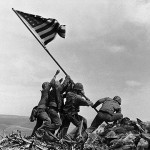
[88,100,93,107]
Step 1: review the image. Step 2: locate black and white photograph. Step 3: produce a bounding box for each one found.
[0,0,150,149]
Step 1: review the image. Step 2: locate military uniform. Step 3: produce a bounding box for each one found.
[31,83,51,136]
[41,76,71,133]
[57,90,93,140]
[87,96,123,133]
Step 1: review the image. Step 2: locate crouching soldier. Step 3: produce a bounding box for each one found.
[86,96,123,134]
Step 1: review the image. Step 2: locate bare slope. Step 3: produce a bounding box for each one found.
[0,114,35,136]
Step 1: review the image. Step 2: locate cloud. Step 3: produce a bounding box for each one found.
[122,81,150,121]
[125,0,150,24]
[108,45,125,53]
[126,80,141,87]
[67,0,150,57]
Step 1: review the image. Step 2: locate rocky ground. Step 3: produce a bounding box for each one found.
[0,117,150,150]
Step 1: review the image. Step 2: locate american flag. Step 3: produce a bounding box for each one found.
[15,10,66,45]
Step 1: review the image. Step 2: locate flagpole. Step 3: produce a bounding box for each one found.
[12,8,68,76]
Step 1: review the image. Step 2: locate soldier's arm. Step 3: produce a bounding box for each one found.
[49,78,55,88]
[55,87,62,111]
[61,75,73,93]
[61,75,71,87]
[41,90,49,100]
[92,98,107,108]
[49,70,60,89]
[76,95,93,106]
[37,90,49,107]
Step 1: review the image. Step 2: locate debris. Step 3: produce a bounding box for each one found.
[83,117,150,150]
[1,117,150,150]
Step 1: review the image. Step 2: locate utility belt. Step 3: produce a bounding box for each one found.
[99,110,113,116]
[63,106,79,115]
[64,112,79,120]
[63,111,78,116]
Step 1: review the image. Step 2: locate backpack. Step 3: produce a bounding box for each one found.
[29,106,38,122]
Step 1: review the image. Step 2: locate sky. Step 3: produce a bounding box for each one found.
[0,0,150,121]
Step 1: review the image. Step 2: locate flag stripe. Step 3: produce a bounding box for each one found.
[43,33,56,42]
[44,36,55,45]
[37,26,54,36]
[34,22,48,30]
[35,23,53,33]
[40,23,59,39]
[35,19,55,32]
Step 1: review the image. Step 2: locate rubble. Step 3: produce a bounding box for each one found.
[0,129,83,150]
[84,117,150,150]
[0,130,65,150]
[1,117,150,150]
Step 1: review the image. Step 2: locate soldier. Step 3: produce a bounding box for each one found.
[57,82,93,141]
[29,106,39,137]
[43,75,71,135]
[31,70,60,137]
[34,82,52,137]
[86,96,123,134]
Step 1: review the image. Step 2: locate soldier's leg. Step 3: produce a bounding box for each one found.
[86,112,104,134]
[47,108,62,131]
[31,117,43,136]
[67,114,85,140]
[37,111,51,130]
[111,113,123,123]
[56,113,64,137]
[80,116,87,131]
[57,117,70,139]
[35,111,52,139]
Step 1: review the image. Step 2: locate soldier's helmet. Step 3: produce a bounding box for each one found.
[73,83,84,91]
[42,82,50,89]
[113,96,121,105]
